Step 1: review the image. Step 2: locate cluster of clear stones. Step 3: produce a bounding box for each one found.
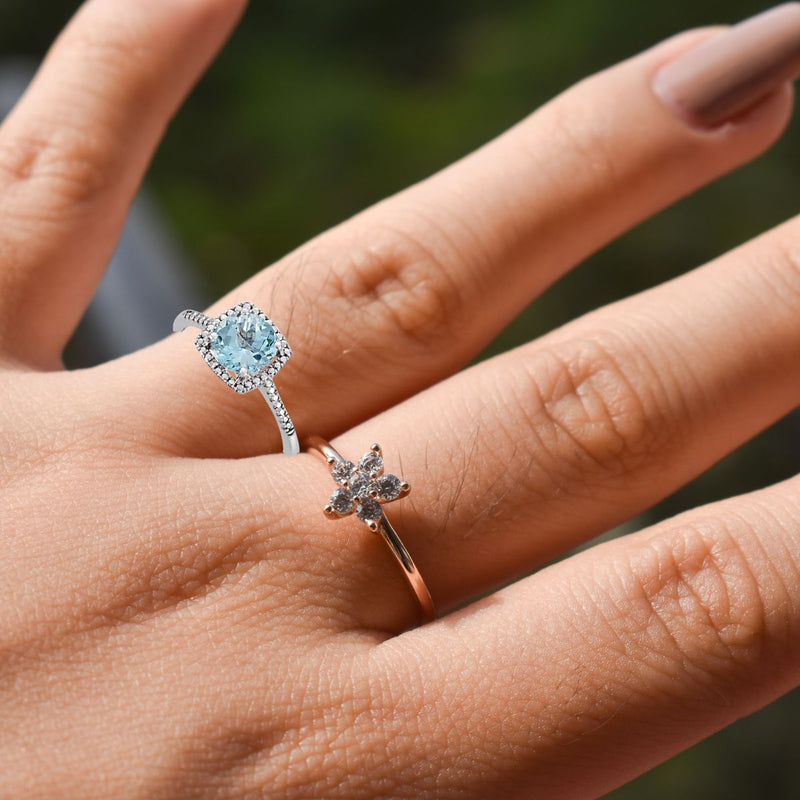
[326,446,406,527]
[194,302,292,395]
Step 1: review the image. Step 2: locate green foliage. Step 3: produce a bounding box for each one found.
[3,2,799,796]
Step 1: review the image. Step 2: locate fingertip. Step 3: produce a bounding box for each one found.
[650,59,795,179]
[651,5,800,129]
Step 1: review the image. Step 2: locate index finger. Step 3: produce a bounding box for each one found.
[138,10,798,458]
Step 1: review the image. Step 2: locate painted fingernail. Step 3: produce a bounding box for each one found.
[653,3,800,127]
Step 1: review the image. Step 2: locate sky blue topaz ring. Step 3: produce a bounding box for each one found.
[173,302,299,456]
[307,437,436,623]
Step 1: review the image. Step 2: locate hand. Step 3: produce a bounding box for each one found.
[3,1,800,797]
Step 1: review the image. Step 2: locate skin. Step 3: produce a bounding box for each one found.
[1,0,800,797]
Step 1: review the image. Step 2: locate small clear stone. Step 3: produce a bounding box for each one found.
[348,472,370,496]
[375,474,402,501]
[357,498,382,524]
[330,488,355,515]
[359,451,383,477]
[331,460,355,484]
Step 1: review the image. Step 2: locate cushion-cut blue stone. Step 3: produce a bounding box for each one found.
[211,313,277,376]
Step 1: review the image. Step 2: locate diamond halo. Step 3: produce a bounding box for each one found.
[194,302,292,394]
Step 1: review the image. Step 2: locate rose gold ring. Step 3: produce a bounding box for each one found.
[306,437,436,624]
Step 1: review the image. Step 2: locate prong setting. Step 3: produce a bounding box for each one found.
[321,444,409,529]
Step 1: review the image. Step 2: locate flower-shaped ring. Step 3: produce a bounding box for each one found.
[323,444,410,530]
[307,438,435,623]
[173,302,299,456]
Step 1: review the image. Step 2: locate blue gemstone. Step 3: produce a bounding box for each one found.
[211,313,277,377]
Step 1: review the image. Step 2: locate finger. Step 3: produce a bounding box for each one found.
[367,478,800,799]
[321,204,800,629]
[0,0,247,368]
[141,6,800,458]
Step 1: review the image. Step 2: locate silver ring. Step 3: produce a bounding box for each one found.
[173,302,300,456]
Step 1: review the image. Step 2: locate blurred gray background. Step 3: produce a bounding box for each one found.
[2,1,799,796]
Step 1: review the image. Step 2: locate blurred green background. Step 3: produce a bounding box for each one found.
[3,1,799,796]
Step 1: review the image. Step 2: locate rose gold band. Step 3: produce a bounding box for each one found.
[307,437,436,624]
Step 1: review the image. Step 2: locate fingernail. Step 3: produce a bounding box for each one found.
[653,3,800,127]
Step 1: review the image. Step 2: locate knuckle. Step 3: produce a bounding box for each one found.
[507,334,679,487]
[318,220,465,351]
[0,31,157,207]
[621,519,770,682]
[0,125,112,207]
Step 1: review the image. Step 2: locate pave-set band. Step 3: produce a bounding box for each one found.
[307,437,436,623]
[173,302,299,456]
